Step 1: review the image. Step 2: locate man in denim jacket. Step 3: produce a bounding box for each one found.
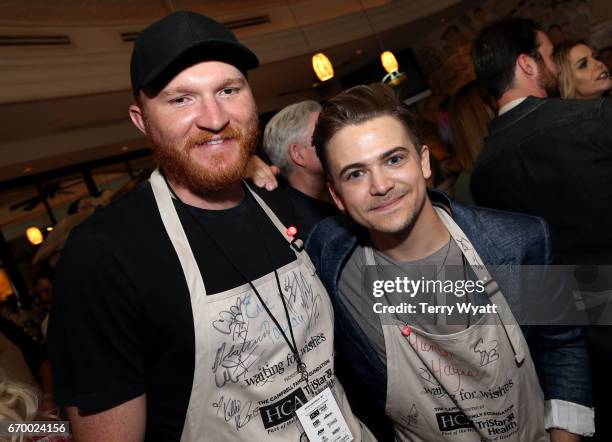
[306,83,592,441]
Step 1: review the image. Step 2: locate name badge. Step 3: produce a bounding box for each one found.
[296,388,353,442]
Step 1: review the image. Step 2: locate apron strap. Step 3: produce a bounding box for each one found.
[434,207,525,363]
[243,182,314,273]
[150,168,209,299]
[243,181,291,243]
[149,168,210,438]
[243,181,292,242]
[363,246,376,266]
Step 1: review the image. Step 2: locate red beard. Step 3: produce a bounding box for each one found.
[151,119,259,195]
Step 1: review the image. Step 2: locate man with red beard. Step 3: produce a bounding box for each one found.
[48,11,373,442]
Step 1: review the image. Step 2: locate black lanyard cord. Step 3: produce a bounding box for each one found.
[243,192,306,376]
[162,176,306,378]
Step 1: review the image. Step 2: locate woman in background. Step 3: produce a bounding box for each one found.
[446,80,496,205]
[0,369,38,422]
[0,369,70,441]
[554,39,611,99]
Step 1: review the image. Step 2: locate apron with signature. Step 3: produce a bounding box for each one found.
[364,207,548,441]
[150,169,371,441]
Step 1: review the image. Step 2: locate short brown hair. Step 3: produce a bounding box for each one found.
[312,83,421,177]
[472,18,542,100]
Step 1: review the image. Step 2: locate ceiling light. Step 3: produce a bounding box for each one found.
[358,0,403,83]
[26,226,43,245]
[287,1,334,82]
[381,51,399,74]
[312,53,334,82]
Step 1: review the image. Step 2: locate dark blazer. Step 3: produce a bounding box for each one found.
[471,96,612,265]
[306,190,592,441]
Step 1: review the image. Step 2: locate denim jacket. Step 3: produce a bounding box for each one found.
[306,190,592,440]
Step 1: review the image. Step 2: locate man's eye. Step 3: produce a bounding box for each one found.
[170,96,189,105]
[387,155,404,165]
[220,87,238,96]
[346,170,364,181]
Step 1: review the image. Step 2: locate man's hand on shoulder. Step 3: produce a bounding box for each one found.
[245,155,279,191]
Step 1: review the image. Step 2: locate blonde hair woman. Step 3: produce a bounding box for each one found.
[0,369,38,441]
[554,39,611,99]
[0,370,68,442]
[0,370,37,421]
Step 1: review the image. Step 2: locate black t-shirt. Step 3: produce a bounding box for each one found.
[48,182,298,441]
[286,186,338,240]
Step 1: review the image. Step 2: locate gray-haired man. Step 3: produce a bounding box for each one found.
[263,100,336,237]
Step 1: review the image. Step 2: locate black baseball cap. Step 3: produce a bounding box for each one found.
[130,11,259,96]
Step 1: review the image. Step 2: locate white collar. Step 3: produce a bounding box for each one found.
[498,97,528,116]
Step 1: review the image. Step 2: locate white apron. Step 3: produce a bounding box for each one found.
[364,207,548,442]
[149,170,371,441]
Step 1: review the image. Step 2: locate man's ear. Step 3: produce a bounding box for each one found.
[288,143,307,168]
[327,181,346,213]
[129,103,148,136]
[517,53,536,77]
[420,145,432,180]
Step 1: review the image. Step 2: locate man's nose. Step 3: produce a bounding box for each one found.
[370,169,394,195]
[195,97,230,132]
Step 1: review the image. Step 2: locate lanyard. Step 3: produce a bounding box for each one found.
[164,176,309,384]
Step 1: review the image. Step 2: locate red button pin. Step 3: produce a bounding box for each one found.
[401,325,412,337]
[286,226,298,237]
